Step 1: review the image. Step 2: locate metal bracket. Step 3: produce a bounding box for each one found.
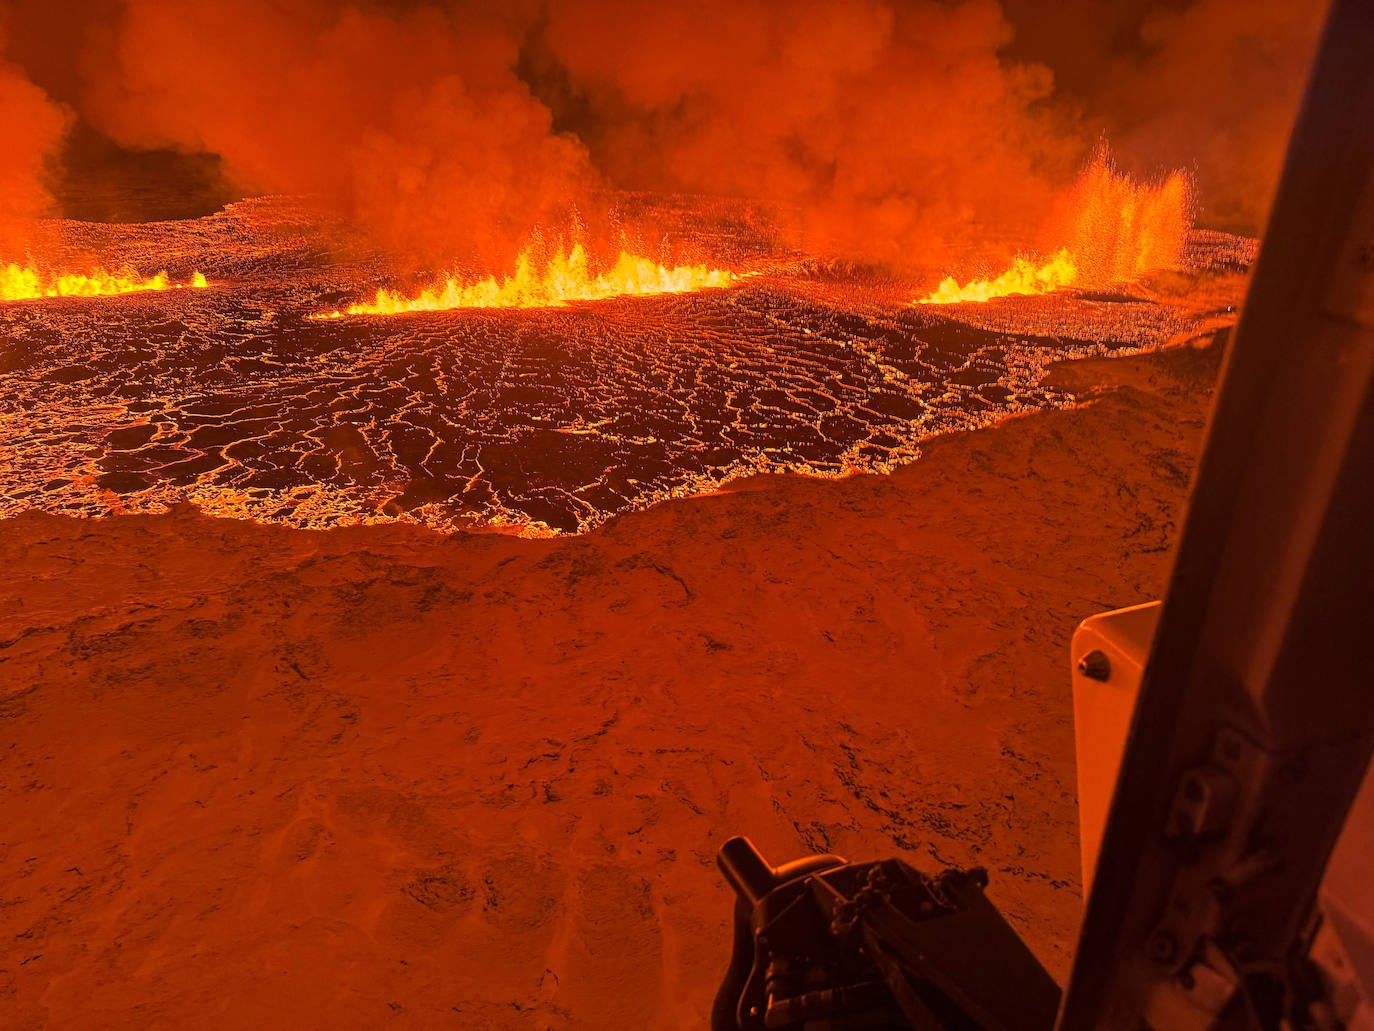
[1146,726,1274,976]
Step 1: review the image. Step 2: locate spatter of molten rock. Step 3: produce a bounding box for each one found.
[318,244,736,318]
[919,150,1193,305]
[0,265,209,302]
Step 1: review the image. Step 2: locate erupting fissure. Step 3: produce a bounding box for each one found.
[919,151,1193,305]
[316,245,737,318]
[0,266,209,303]
[921,250,1078,305]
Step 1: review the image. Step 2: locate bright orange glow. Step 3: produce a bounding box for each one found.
[1063,155,1192,284]
[0,265,208,302]
[920,249,1078,305]
[919,150,1192,305]
[318,244,736,318]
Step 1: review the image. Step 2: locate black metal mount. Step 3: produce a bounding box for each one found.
[713,836,1062,1030]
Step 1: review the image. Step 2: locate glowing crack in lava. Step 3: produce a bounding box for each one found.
[919,151,1192,305]
[0,265,208,303]
[317,244,737,318]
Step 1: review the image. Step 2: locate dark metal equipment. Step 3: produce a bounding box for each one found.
[714,0,1374,1026]
[712,837,1060,1030]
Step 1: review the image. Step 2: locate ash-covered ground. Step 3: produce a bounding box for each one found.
[0,197,1250,533]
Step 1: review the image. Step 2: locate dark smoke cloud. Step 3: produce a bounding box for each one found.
[81,0,595,270]
[0,6,71,258]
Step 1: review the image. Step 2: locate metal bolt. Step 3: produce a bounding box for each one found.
[1078,650,1112,682]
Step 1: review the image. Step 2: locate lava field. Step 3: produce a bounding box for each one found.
[0,197,1249,534]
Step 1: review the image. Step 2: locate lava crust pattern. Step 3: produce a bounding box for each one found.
[0,199,1234,534]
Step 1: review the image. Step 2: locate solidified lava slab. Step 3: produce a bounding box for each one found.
[0,196,1249,534]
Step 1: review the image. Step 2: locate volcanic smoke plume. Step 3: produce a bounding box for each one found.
[82,0,595,272]
[540,0,1076,268]
[0,0,1321,278]
[81,0,1090,272]
[0,13,67,259]
[1087,0,1326,233]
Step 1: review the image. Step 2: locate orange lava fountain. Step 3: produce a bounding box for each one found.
[1,265,209,303]
[919,150,1193,305]
[317,244,737,318]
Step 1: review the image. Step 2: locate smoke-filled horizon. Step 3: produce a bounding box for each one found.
[0,0,1328,271]
[0,8,70,258]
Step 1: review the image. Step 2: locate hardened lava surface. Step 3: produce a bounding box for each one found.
[0,198,1247,534]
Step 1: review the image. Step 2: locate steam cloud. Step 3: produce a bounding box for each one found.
[0,0,1333,269]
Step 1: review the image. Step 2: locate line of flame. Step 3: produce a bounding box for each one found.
[1,265,208,302]
[317,244,736,318]
[919,249,1078,305]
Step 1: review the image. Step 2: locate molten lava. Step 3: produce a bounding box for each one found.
[0,266,208,303]
[318,245,736,318]
[921,250,1078,305]
[920,151,1192,305]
